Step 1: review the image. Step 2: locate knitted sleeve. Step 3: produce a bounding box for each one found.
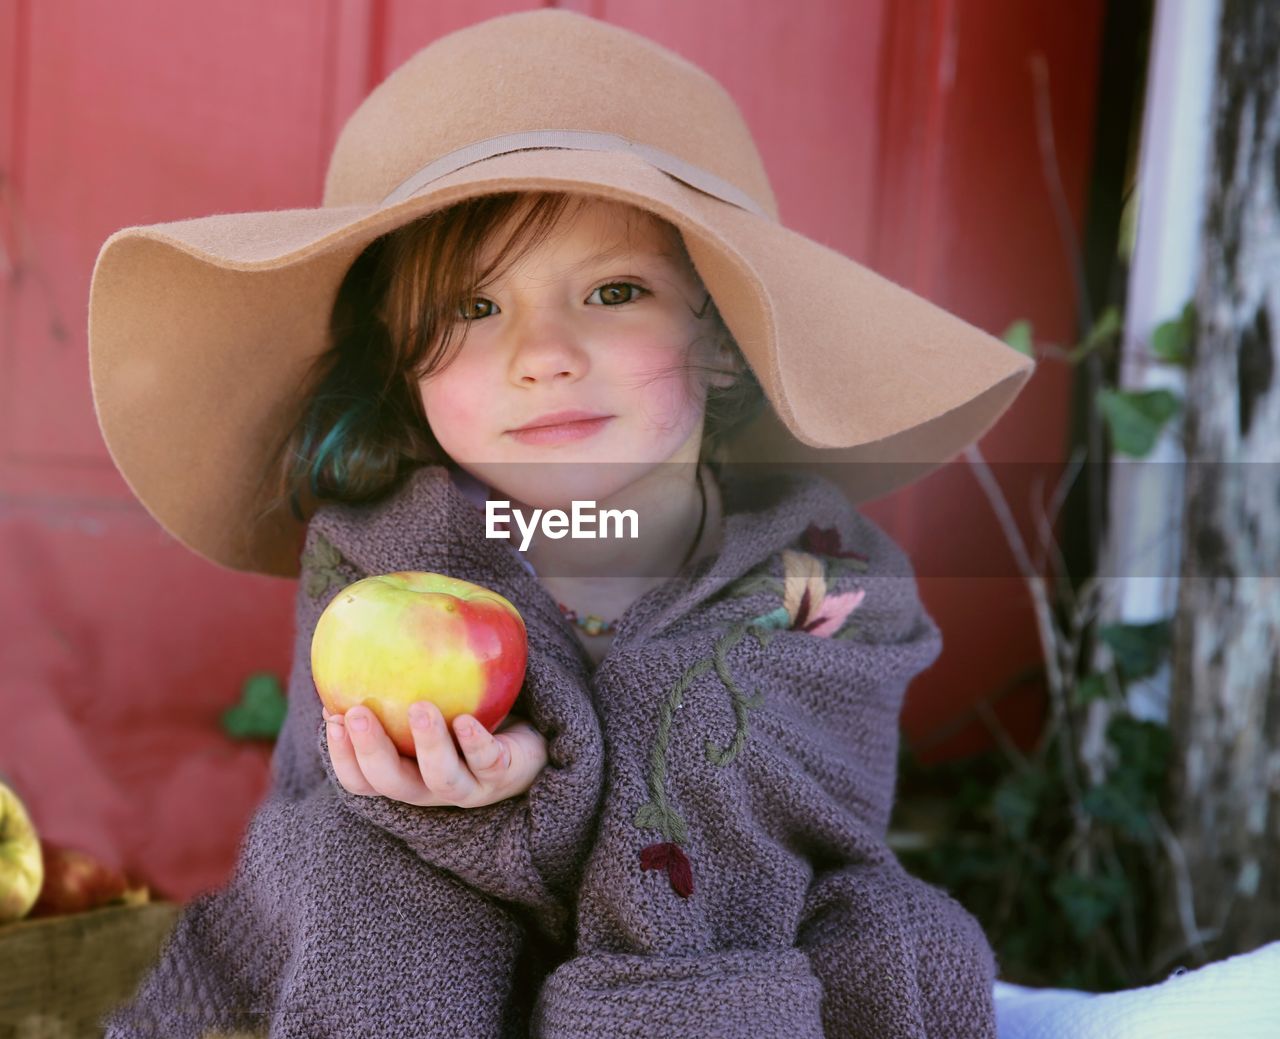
[101,775,542,1038]
[279,522,605,951]
[796,859,998,1038]
[531,516,997,1038]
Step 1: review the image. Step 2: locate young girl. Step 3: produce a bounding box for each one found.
[89,10,1033,1039]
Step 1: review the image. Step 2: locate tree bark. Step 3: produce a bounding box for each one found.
[1164,0,1280,964]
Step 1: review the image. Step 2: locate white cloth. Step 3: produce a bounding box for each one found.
[993,941,1280,1038]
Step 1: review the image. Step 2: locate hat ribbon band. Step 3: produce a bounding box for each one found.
[379,129,769,218]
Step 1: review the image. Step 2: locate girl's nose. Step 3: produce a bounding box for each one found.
[512,350,584,384]
[509,325,590,385]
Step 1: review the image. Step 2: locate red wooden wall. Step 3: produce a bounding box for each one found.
[0,0,1102,901]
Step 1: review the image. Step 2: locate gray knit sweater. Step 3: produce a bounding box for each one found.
[101,462,997,1038]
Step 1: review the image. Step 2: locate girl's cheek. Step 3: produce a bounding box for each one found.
[420,373,488,451]
[619,339,702,432]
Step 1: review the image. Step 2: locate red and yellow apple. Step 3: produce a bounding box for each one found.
[311,571,528,758]
[29,840,133,918]
[0,780,44,925]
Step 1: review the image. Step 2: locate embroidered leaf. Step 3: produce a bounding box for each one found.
[793,586,813,628]
[804,523,871,563]
[751,605,792,629]
[781,550,825,622]
[300,532,358,601]
[727,572,782,599]
[801,588,867,638]
[640,841,694,899]
[666,845,694,898]
[634,801,666,829]
[826,554,870,577]
[833,620,866,641]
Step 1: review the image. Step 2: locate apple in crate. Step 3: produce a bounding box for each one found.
[29,840,132,918]
[0,780,43,924]
[311,572,528,758]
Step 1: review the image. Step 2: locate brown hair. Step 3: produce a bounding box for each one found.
[260,191,765,523]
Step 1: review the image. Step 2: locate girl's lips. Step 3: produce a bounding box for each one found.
[506,415,614,445]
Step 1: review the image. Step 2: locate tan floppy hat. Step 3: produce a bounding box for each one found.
[87,8,1034,579]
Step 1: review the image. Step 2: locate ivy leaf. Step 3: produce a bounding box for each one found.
[1072,672,1110,707]
[1070,305,1123,362]
[1082,781,1153,843]
[1051,870,1130,940]
[1081,717,1170,843]
[221,672,287,741]
[919,841,1007,889]
[1099,621,1171,682]
[1097,388,1182,457]
[992,768,1048,842]
[1107,716,1171,795]
[1002,319,1035,357]
[1150,301,1196,366]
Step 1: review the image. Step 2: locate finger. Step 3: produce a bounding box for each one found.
[409,701,477,803]
[493,718,548,775]
[324,715,377,796]
[345,706,434,803]
[454,713,511,780]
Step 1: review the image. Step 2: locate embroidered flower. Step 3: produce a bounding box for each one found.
[751,549,866,638]
[639,841,694,898]
[632,533,872,899]
[783,550,866,636]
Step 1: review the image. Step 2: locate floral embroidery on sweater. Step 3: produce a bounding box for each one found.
[635,523,870,898]
[300,531,360,602]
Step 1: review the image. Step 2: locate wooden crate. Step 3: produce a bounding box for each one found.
[0,901,180,1039]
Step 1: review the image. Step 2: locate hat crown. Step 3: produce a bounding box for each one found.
[321,9,777,219]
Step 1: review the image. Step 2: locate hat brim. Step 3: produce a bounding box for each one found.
[88,147,1033,577]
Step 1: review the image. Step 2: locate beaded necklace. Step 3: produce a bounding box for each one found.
[556,466,708,637]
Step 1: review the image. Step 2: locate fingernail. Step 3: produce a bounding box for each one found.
[326,721,344,741]
[347,711,368,733]
[456,718,475,737]
[410,704,432,730]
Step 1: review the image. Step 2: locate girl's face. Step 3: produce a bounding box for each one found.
[418,197,728,508]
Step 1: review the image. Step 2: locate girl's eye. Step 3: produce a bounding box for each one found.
[455,282,649,322]
[588,282,649,306]
[457,297,495,321]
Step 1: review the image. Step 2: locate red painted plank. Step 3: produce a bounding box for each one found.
[380,0,541,76]
[1,0,341,900]
[591,0,885,261]
[0,0,26,475]
[882,0,1104,757]
[9,1,334,465]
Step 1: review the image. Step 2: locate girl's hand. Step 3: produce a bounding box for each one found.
[323,701,548,809]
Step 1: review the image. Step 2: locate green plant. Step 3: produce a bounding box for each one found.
[889,300,1201,991]
[221,672,288,741]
